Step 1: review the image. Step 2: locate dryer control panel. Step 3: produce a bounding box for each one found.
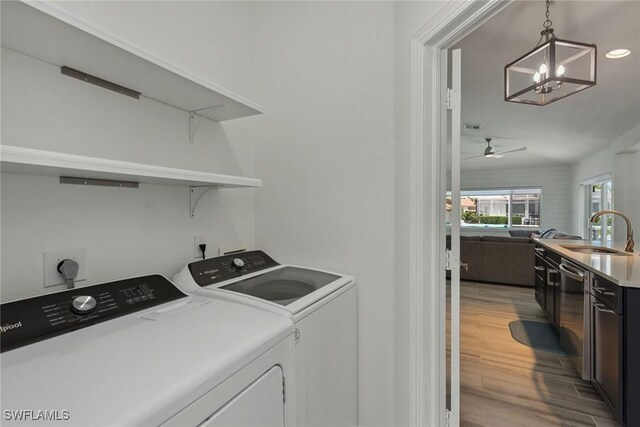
[0,275,186,353]
[188,250,279,287]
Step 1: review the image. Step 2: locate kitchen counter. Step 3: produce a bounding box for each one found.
[534,238,639,288]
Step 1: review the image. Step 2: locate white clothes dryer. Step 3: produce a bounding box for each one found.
[173,250,357,427]
[0,274,295,427]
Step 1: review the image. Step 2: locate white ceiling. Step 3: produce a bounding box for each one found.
[453,1,640,171]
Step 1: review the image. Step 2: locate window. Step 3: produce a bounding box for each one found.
[586,179,613,241]
[446,188,542,229]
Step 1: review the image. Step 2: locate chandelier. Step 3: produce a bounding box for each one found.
[504,0,597,106]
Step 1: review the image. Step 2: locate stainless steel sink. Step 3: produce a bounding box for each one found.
[560,245,633,256]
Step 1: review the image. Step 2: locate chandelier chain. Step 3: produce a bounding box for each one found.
[543,0,552,30]
[535,0,554,47]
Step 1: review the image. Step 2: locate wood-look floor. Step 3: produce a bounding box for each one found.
[448,281,617,427]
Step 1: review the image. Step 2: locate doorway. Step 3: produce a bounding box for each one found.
[430,1,636,425]
[405,2,512,425]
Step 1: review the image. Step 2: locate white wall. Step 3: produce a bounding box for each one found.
[1,174,255,301]
[459,165,573,235]
[613,147,640,242]
[570,123,640,237]
[250,3,396,425]
[29,1,255,98]
[2,2,415,424]
[1,1,258,301]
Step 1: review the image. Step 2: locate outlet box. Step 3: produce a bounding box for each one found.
[194,235,207,259]
[43,248,87,287]
[219,244,247,256]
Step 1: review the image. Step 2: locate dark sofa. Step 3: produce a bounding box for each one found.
[446,230,582,287]
[447,235,535,287]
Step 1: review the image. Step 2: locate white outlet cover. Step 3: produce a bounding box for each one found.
[43,248,87,287]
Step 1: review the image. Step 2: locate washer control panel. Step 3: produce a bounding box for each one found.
[0,275,186,353]
[188,250,279,287]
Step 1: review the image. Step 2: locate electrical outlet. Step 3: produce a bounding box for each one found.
[194,235,207,259]
[43,248,87,288]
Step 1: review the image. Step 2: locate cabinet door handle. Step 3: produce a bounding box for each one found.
[559,263,585,282]
[593,302,615,314]
[535,266,545,271]
[593,286,616,297]
[535,248,546,254]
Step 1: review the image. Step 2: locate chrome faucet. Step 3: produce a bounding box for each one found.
[590,209,634,252]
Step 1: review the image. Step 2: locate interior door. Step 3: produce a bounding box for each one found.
[446,48,462,427]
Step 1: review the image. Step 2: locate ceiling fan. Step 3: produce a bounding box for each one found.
[464,138,526,160]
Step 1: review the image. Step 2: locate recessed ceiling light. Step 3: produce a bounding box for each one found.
[606,49,631,59]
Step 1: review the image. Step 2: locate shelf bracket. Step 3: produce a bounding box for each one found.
[189,105,224,143]
[60,176,139,188]
[190,186,221,217]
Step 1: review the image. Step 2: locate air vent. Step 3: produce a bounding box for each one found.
[463,123,481,130]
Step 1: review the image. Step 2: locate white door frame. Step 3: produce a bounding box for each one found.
[407,1,511,425]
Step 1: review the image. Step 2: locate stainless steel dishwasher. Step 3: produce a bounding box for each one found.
[558,258,591,380]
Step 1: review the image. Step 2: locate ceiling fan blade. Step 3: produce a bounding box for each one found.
[463,153,485,160]
[494,146,527,155]
[486,135,518,140]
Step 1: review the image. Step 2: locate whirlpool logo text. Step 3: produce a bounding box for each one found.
[0,321,22,333]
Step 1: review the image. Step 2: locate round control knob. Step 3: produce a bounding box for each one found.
[232,258,245,271]
[71,296,97,315]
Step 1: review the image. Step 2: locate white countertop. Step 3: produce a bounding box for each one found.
[534,239,640,288]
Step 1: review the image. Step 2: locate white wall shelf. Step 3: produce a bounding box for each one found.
[0,145,263,189]
[1,1,264,123]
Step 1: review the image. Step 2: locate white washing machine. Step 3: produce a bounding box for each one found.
[173,250,358,427]
[0,274,295,426]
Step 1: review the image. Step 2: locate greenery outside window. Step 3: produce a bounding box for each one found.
[446,188,542,229]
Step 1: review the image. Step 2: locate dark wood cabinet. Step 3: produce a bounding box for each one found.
[534,244,640,425]
[544,258,558,325]
[534,274,545,308]
[590,275,640,426]
[535,244,560,329]
[534,251,546,308]
[591,275,623,422]
[592,301,623,418]
[623,287,640,426]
